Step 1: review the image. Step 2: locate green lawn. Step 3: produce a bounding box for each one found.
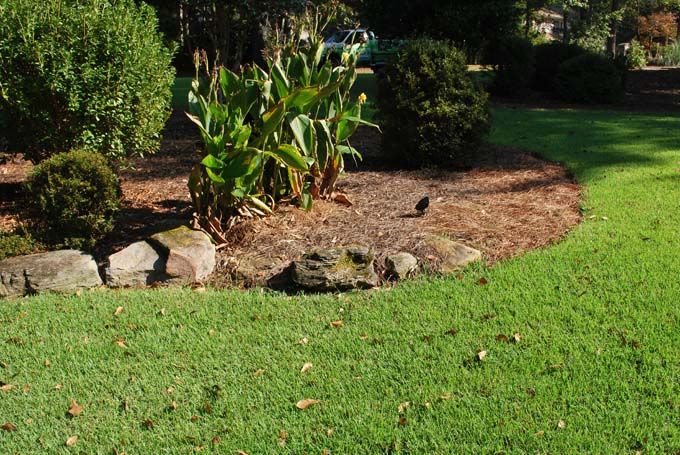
[1,108,680,453]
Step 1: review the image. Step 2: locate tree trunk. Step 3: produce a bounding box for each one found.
[608,0,621,55]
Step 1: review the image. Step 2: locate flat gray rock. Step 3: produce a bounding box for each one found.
[1,250,102,297]
[385,252,418,280]
[106,241,168,288]
[289,246,378,292]
[150,226,215,283]
[421,235,482,274]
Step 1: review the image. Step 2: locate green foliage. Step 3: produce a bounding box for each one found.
[0,230,41,261]
[627,39,648,69]
[0,0,175,163]
[556,52,625,104]
[187,9,375,233]
[27,150,120,249]
[358,0,522,58]
[377,40,490,168]
[489,36,536,96]
[659,42,680,66]
[533,41,586,92]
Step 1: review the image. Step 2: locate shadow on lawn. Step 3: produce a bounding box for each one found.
[491,108,678,180]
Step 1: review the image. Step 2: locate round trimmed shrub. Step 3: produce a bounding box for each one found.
[489,36,535,96]
[533,41,586,92]
[0,0,175,163]
[27,150,120,248]
[555,53,624,104]
[377,40,490,168]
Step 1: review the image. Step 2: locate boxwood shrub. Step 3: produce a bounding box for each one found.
[489,36,535,96]
[533,41,586,92]
[0,0,175,163]
[555,53,624,104]
[27,150,120,249]
[377,40,490,168]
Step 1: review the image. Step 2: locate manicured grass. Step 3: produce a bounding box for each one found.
[2,108,680,454]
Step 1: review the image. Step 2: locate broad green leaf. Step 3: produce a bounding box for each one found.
[314,120,333,169]
[221,148,258,179]
[336,145,362,161]
[285,86,319,109]
[206,167,225,184]
[336,104,361,142]
[234,125,252,149]
[299,191,313,211]
[270,144,309,172]
[262,101,285,137]
[201,154,225,170]
[219,68,240,99]
[287,114,315,157]
[271,63,290,99]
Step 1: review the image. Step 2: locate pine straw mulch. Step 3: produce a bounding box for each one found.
[216,141,581,286]
[0,114,581,286]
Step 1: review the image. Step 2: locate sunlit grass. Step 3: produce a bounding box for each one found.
[1,107,679,453]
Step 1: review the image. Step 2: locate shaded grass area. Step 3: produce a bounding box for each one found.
[1,109,680,453]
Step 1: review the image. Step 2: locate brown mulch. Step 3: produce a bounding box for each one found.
[217,141,581,285]
[1,112,581,286]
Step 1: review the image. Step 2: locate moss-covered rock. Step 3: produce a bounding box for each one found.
[289,246,379,292]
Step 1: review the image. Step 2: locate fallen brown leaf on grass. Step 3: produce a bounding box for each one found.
[296,399,320,410]
[478,277,488,285]
[54,384,63,391]
[512,333,522,343]
[115,338,128,349]
[298,337,309,345]
[0,383,13,392]
[397,401,411,413]
[330,320,343,328]
[68,399,83,417]
[113,306,124,316]
[476,350,488,361]
[43,359,51,367]
[495,334,509,342]
[65,435,78,446]
[253,369,265,378]
[300,362,313,374]
[1,422,17,432]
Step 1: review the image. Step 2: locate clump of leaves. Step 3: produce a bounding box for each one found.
[0,230,42,261]
[187,7,376,240]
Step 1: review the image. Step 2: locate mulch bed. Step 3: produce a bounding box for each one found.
[0,111,582,286]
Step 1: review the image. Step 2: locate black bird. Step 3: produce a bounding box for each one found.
[415,195,430,215]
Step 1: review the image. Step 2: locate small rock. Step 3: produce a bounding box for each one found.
[420,235,482,274]
[150,226,215,283]
[385,252,418,280]
[1,250,102,297]
[233,254,285,287]
[105,241,168,288]
[288,246,378,292]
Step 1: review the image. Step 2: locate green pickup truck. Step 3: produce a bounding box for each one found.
[322,28,404,70]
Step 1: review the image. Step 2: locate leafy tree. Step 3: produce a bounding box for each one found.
[358,0,522,59]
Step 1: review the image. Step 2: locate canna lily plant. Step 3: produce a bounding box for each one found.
[186,8,377,242]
